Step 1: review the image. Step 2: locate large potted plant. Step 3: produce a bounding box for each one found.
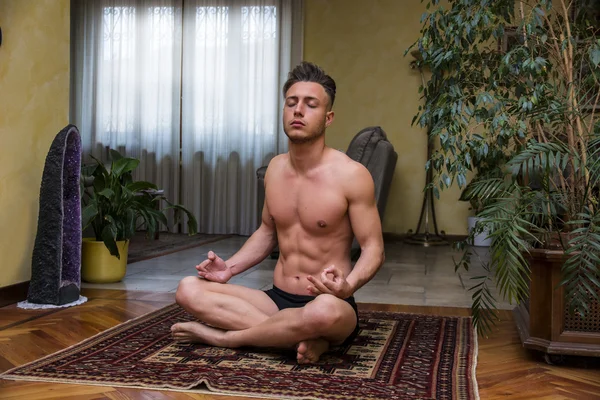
[459,142,509,247]
[410,0,600,358]
[80,150,198,283]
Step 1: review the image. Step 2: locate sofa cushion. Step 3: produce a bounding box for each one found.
[345,126,390,166]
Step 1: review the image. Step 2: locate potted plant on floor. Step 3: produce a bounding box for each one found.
[80,150,198,283]
[459,142,509,247]
[409,0,600,358]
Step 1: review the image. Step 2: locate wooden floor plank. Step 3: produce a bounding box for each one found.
[0,288,598,399]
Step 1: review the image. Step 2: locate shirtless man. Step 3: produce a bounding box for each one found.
[171,61,385,364]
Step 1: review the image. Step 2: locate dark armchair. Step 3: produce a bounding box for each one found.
[256,126,398,259]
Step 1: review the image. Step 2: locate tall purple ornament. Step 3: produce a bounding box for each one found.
[26,125,83,306]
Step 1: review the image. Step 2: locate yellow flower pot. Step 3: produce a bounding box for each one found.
[81,239,129,283]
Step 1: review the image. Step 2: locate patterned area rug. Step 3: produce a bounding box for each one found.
[128,232,231,264]
[0,304,479,400]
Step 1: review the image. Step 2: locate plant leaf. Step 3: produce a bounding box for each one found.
[81,203,98,231]
[101,224,120,259]
[111,157,140,178]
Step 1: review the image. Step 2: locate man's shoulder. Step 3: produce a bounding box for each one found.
[269,153,289,166]
[327,151,374,199]
[329,150,369,178]
[264,154,288,180]
[267,153,290,171]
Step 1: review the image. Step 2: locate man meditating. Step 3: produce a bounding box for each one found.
[172,61,385,364]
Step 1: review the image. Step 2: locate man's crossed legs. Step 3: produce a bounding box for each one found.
[171,276,358,364]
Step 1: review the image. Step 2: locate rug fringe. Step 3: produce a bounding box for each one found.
[472,326,480,400]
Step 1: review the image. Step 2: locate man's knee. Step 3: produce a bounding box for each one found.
[175,276,205,307]
[302,294,355,334]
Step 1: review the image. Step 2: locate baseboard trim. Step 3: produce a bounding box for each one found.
[383,232,467,243]
[0,281,29,308]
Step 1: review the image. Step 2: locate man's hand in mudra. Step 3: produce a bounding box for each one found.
[306,265,353,299]
[196,251,233,283]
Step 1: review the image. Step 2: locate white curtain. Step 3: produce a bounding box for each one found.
[71,0,183,216]
[71,0,303,235]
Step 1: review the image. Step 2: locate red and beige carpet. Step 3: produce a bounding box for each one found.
[1,304,479,399]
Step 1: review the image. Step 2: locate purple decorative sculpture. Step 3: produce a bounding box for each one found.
[26,125,83,306]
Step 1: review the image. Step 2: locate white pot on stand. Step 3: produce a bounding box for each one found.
[467,216,492,247]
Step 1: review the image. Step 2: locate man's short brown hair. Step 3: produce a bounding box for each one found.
[282,62,336,109]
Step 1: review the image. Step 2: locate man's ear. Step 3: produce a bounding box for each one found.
[325,110,335,127]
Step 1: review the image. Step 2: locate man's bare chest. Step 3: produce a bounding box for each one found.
[265,176,348,235]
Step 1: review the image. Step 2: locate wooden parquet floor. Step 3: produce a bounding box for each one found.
[1,288,599,399]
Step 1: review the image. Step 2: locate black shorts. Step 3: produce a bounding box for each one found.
[263,285,360,347]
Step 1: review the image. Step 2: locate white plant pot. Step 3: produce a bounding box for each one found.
[467,216,492,247]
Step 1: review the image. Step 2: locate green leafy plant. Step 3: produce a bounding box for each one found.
[81,149,198,259]
[409,0,600,333]
[459,140,509,214]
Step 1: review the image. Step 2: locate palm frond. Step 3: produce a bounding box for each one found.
[469,267,500,337]
[587,136,600,191]
[460,177,506,206]
[475,184,538,315]
[507,141,573,180]
[453,245,500,335]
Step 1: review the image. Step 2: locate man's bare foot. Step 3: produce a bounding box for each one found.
[296,338,330,364]
[171,322,227,346]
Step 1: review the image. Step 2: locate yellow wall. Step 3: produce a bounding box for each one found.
[0,0,70,288]
[304,0,470,236]
[0,0,468,288]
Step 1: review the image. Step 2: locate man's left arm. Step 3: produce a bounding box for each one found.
[343,164,385,295]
